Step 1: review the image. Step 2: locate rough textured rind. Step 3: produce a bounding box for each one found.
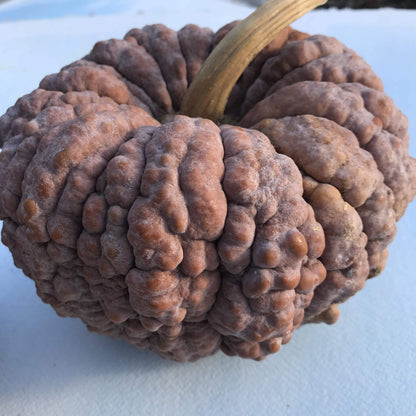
[253,115,382,208]
[85,38,173,116]
[241,81,384,146]
[266,51,383,95]
[1,23,415,362]
[241,34,348,117]
[125,25,187,111]
[339,82,416,219]
[177,24,215,86]
[208,126,325,359]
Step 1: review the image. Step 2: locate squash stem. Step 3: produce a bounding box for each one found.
[180,0,327,122]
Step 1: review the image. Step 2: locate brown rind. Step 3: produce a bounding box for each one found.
[1,23,415,361]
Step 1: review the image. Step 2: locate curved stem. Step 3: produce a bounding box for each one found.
[180,0,327,122]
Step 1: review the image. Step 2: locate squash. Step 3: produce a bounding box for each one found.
[0,0,415,361]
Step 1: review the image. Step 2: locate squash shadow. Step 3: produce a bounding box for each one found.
[0,273,181,404]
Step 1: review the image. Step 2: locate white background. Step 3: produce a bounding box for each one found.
[0,1,415,415]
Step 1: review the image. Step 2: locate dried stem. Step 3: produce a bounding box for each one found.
[180,0,327,122]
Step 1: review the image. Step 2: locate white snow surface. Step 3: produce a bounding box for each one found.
[0,3,415,416]
[0,0,233,21]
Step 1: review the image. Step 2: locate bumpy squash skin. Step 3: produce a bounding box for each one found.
[1,23,415,361]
